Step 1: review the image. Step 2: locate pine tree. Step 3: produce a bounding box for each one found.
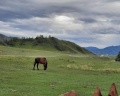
[115,51,120,61]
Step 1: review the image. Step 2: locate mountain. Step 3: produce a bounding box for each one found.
[85,46,120,56]
[0,34,11,45]
[0,34,11,41]
[0,34,92,54]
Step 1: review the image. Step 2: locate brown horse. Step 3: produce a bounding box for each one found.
[33,57,48,70]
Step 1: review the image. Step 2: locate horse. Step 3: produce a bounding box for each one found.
[33,57,48,70]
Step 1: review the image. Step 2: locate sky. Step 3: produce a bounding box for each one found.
[0,0,120,48]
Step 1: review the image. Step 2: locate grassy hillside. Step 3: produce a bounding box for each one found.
[0,46,120,96]
[4,36,92,54]
[0,45,63,57]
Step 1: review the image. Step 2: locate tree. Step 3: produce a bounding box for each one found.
[115,51,120,61]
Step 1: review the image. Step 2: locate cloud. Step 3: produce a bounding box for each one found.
[0,0,120,48]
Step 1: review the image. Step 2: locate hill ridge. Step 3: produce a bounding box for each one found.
[0,34,92,54]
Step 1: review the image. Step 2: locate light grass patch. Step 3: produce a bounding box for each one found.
[79,64,93,70]
[67,64,79,69]
[98,68,120,72]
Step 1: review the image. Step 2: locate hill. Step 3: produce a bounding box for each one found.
[0,34,12,42]
[1,34,92,54]
[0,34,11,45]
[85,45,120,56]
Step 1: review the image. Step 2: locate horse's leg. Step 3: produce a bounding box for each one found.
[37,63,39,70]
[43,64,46,70]
[33,62,36,70]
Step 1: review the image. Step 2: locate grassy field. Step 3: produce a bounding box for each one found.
[0,45,120,96]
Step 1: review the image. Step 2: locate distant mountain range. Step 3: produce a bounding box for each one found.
[85,46,120,56]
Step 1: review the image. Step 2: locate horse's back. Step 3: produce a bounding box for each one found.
[40,57,47,63]
[35,57,47,64]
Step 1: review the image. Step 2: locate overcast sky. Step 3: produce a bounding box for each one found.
[0,0,120,48]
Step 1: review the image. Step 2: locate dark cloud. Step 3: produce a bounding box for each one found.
[80,18,97,23]
[0,0,120,48]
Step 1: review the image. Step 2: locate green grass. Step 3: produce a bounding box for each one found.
[0,45,63,57]
[0,46,120,96]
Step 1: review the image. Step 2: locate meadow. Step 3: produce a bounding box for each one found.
[0,45,120,96]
